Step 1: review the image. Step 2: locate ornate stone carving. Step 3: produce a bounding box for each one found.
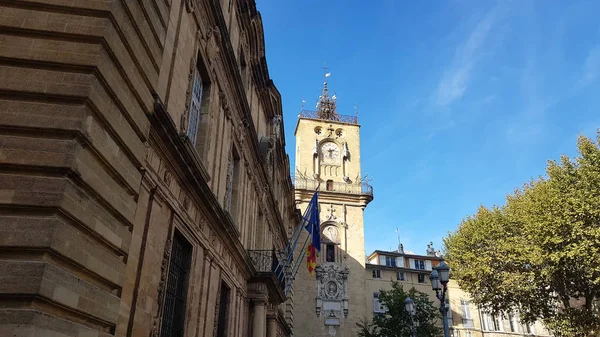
[315,264,350,318]
[163,170,172,186]
[151,237,173,336]
[323,225,339,244]
[185,0,195,13]
[182,196,190,211]
[272,115,282,139]
[206,26,221,64]
[219,90,231,119]
[325,204,337,221]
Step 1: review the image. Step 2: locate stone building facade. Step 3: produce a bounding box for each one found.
[292,79,374,337]
[0,1,297,337]
[366,249,553,337]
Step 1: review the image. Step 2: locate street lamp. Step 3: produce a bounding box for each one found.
[404,297,416,337]
[431,258,451,337]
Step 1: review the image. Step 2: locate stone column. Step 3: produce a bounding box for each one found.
[267,303,277,337]
[267,315,277,337]
[253,298,267,337]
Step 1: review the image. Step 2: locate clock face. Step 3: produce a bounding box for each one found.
[321,142,340,164]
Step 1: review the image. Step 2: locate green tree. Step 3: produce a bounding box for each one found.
[444,133,600,337]
[357,282,441,337]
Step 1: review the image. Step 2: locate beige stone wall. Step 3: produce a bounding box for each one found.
[362,259,553,337]
[0,1,296,337]
[364,267,439,316]
[292,115,372,337]
[294,119,362,181]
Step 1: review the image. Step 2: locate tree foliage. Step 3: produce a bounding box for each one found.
[444,133,600,337]
[357,282,441,337]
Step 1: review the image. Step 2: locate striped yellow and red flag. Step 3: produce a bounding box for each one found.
[306,243,317,275]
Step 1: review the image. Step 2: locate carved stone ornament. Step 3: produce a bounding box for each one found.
[323,225,339,244]
[315,264,350,318]
[206,26,221,63]
[151,237,173,336]
[185,0,195,13]
[219,90,231,119]
[163,170,172,186]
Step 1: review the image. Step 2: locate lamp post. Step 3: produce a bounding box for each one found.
[430,258,451,337]
[404,296,416,337]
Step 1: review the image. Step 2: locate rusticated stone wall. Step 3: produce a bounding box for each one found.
[0,1,297,337]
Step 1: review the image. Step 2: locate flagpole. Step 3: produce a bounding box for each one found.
[277,194,317,279]
[291,233,312,280]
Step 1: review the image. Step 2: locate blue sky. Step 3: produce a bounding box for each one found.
[257,0,600,256]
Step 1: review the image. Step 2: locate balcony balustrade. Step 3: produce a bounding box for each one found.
[294,177,373,196]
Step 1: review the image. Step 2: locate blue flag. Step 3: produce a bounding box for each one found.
[303,192,321,251]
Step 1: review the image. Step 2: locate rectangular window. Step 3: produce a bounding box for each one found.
[414,259,425,270]
[373,293,380,312]
[187,69,203,145]
[461,300,474,327]
[216,282,230,337]
[460,300,472,319]
[417,274,426,283]
[372,269,381,279]
[465,331,472,337]
[373,293,387,313]
[385,256,396,267]
[397,271,406,281]
[508,313,518,332]
[160,232,192,337]
[326,244,335,262]
[494,315,502,331]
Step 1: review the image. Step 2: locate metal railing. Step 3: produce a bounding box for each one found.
[294,178,373,196]
[299,110,358,124]
[247,250,286,293]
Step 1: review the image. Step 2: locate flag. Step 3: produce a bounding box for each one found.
[325,72,331,77]
[303,192,320,275]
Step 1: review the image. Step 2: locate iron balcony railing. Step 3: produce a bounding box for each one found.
[247,250,286,293]
[299,110,358,124]
[294,178,373,196]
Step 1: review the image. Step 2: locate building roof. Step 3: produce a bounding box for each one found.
[366,249,443,261]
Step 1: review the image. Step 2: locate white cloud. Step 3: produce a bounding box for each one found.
[436,8,498,106]
[577,45,600,89]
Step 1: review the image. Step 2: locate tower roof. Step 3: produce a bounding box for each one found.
[316,76,339,121]
[298,69,359,125]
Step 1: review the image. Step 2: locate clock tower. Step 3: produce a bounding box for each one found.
[291,76,373,337]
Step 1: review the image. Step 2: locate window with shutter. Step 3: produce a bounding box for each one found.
[508,313,518,332]
[425,260,432,270]
[187,69,203,145]
[373,293,380,312]
[396,256,404,267]
[379,255,386,266]
[397,271,406,281]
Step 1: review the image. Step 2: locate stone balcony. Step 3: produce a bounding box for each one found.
[247,249,287,303]
[294,177,373,196]
[299,110,358,124]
